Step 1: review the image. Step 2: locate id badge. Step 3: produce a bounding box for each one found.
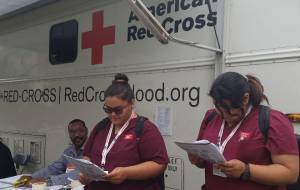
[213,165,227,178]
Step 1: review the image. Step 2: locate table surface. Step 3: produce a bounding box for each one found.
[0,175,84,190]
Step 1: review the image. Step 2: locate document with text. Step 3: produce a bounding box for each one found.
[64,155,108,181]
[175,140,226,164]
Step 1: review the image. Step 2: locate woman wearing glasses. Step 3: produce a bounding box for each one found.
[80,73,168,190]
[188,72,299,190]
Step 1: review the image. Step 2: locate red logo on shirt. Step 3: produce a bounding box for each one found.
[239,132,252,141]
[124,134,134,140]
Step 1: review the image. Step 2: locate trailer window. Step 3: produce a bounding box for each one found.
[49,20,78,64]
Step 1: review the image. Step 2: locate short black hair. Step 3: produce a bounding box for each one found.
[68,119,87,130]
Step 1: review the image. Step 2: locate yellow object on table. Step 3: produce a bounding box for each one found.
[13,175,32,187]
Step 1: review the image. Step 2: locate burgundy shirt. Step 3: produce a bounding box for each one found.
[83,117,168,190]
[197,106,299,190]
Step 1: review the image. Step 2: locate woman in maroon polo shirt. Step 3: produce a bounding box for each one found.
[189,72,299,190]
[80,73,168,190]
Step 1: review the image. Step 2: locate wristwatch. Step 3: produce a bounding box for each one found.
[240,163,251,180]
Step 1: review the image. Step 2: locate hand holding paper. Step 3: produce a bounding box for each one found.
[175,140,226,164]
[64,155,108,181]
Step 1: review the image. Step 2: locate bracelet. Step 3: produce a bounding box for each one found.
[240,163,251,180]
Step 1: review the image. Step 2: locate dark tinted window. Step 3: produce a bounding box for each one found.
[49,20,78,64]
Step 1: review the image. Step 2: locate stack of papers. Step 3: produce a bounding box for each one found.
[64,155,108,181]
[175,140,226,164]
[0,175,70,190]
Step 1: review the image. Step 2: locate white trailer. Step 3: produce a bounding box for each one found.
[0,0,299,189]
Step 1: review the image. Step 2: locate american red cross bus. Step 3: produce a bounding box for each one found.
[0,0,299,189]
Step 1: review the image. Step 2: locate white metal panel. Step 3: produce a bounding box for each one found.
[0,0,40,16]
[225,60,300,135]
[0,0,221,79]
[227,0,300,53]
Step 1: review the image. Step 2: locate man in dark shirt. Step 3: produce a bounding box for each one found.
[0,141,17,179]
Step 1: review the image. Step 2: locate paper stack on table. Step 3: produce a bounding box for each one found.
[0,174,85,190]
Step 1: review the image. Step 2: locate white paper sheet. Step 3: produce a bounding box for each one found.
[154,105,172,136]
[175,140,226,164]
[64,155,108,181]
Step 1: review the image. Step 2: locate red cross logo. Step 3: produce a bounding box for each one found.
[82,11,116,65]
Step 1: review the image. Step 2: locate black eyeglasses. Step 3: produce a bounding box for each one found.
[102,104,129,115]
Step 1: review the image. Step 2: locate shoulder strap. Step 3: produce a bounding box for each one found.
[84,117,110,156]
[204,110,217,126]
[134,116,148,158]
[258,105,270,142]
[198,110,217,138]
[135,116,148,137]
[134,116,164,190]
[95,117,111,134]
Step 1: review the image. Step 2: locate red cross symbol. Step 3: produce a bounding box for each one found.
[82,11,116,65]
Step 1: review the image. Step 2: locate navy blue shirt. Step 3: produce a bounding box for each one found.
[32,144,83,179]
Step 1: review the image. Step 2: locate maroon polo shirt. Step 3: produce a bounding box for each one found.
[83,117,168,190]
[197,106,299,190]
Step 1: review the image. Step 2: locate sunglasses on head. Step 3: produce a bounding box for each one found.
[102,104,129,115]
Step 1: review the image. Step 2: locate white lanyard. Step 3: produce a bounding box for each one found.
[101,112,136,167]
[217,106,252,154]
